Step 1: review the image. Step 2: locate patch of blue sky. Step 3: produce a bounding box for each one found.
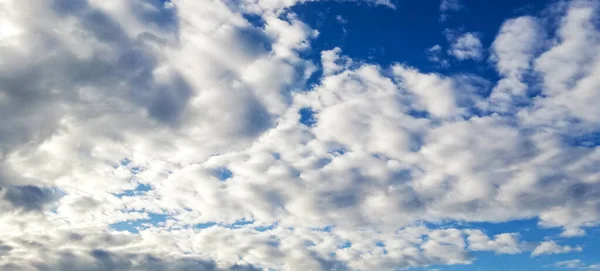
[563,130,600,148]
[406,109,431,119]
[298,107,317,127]
[339,240,352,249]
[113,183,152,198]
[194,219,268,231]
[327,147,347,156]
[117,158,144,174]
[242,13,266,28]
[255,223,278,232]
[212,167,233,181]
[110,213,168,234]
[194,222,218,229]
[311,225,335,232]
[120,158,132,166]
[130,166,144,174]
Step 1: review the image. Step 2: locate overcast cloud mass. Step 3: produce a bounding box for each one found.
[0,0,599,270]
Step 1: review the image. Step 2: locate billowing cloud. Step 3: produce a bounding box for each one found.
[0,0,599,270]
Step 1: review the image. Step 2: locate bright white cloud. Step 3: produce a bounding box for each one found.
[465,230,523,254]
[488,16,544,111]
[0,0,600,270]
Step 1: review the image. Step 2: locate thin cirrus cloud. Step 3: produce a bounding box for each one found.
[0,0,599,270]
[439,0,463,21]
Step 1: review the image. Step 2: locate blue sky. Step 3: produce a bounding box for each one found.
[291,0,548,78]
[1,0,600,270]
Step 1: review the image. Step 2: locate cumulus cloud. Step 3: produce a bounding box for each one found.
[0,0,600,270]
[531,240,583,257]
[446,31,484,61]
[321,47,352,76]
[465,230,523,254]
[487,16,544,111]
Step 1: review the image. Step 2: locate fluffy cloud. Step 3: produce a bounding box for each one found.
[465,230,523,254]
[446,31,484,61]
[531,240,583,257]
[0,0,600,270]
[488,16,544,111]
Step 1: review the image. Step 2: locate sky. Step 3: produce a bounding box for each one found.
[0,0,599,270]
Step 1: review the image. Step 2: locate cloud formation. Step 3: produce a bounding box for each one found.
[553,259,600,270]
[439,0,463,21]
[0,0,599,270]
[532,240,583,257]
[446,31,484,61]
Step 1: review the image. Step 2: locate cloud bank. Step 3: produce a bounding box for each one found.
[0,0,599,270]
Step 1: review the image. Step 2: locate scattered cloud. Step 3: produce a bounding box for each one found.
[439,0,464,21]
[0,0,599,270]
[465,230,523,254]
[552,260,600,270]
[532,241,583,257]
[440,0,463,12]
[446,31,484,61]
[426,44,450,67]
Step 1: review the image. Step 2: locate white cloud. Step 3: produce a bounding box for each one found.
[440,0,462,12]
[532,240,583,257]
[321,47,352,76]
[1,0,600,270]
[335,15,348,24]
[487,16,544,111]
[426,44,450,67]
[447,32,484,61]
[465,230,523,254]
[393,65,461,118]
[439,0,463,21]
[553,259,600,270]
